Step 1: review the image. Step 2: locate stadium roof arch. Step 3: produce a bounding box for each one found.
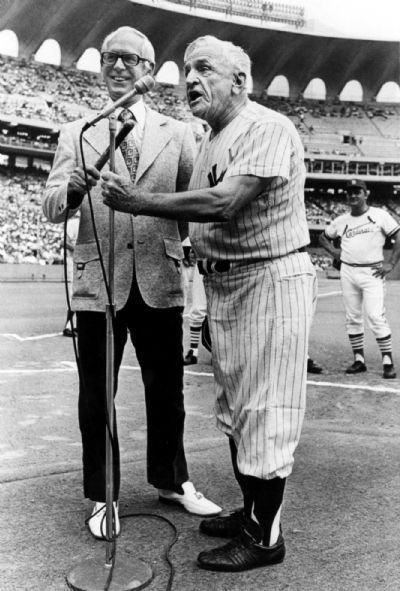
[1,0,399,100]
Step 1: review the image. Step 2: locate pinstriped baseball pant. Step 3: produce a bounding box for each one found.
[204,252,317,480]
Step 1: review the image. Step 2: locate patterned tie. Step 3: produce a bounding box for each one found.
[118,109,139,182]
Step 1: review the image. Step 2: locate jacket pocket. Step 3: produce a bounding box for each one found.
[164,238,184,273]
[73,241,102,299]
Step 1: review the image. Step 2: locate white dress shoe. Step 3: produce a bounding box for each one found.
[158,481,222,516]
[87,501,120,540]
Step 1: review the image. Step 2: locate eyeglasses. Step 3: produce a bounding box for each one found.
[101,52,152,68]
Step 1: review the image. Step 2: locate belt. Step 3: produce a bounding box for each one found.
[342,261,382,268]
[197,247,307,276]
[197,260,231,275]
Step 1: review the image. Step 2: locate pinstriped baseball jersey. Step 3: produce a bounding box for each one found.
[189,100,309,260]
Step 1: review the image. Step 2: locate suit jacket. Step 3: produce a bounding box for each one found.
[43,107,196,312]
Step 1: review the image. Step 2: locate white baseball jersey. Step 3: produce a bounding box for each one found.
[325,206,400,265]
[325,206,398,340]
[189,100,309,260]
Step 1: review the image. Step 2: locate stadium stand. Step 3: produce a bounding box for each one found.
[0,1,399,270]
[255,95,400,160]
[1,55,399,165]
[0,54,194,126]
[0,171,63,265]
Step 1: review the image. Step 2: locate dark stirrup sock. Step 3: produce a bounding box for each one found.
[376,334,393,365]
[244,475,286,546]
[228,437,253,516]
[348,333,365,362]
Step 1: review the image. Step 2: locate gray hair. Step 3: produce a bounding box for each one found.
[184,35,251,80]
[101,26,155,67]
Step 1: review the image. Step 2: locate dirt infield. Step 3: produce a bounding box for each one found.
[1,278,400,590]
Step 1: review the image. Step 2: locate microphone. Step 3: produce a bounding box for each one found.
[94,120,135,170]
[82,74,155,130]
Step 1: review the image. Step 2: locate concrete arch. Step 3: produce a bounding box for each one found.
[0,29,18,56]
[34,38,61,65]
[340,80,363,102]
[156,61,180,85]
[376,81,400,103]
[266,75,289,97]
[303,78,326,100]
[77,47,101,73]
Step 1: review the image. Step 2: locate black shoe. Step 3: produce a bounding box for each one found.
[63,327,77,337]
[383,364,396,379]
[184,349,198,365]
[345,360,367,374]
[307,358,323,374]
[199,508,245,538]
[197,530,285,572]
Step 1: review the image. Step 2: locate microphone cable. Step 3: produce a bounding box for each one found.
[60,123,180,590]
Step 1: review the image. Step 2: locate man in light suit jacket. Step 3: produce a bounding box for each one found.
[43,26,221,540]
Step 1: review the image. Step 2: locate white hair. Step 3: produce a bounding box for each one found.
[184,35,251,80]
[101,26,155,67]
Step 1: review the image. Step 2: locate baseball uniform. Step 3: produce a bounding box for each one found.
[189,100,317,480]
[325,206,399,362]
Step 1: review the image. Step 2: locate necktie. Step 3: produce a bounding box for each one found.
[118,109,139,183]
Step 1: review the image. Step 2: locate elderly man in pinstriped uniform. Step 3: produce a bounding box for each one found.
[101,35,316,571]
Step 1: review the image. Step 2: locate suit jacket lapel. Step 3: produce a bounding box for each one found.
[135,107,171,183]
[81,108,171,181]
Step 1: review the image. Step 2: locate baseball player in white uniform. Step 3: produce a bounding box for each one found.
[182,237,208,365]
[320,179,400,379]
[101,35,316,572]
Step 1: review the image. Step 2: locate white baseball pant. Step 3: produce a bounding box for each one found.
[184,264,207,328]
[340,263,391,338]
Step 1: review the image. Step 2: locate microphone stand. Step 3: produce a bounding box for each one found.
[67,117,152,591]
[105,113,117,569]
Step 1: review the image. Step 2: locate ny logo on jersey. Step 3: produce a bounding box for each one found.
[208,164,226,188]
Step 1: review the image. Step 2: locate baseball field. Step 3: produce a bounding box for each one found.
[1,275,400,590]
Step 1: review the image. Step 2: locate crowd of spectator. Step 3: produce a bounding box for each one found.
[1,54,400,270]
[0,54,195,127]
[0,172,63,265]
[309,252,332,272]
[0,177,397,273]
[256,93,400,124]
[1,52,399,157]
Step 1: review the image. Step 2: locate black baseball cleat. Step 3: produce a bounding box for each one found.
[307,358,323,374]
[383,364,396,379]
[184,349,198,365]
[199,508,246,538]
[345,360,367,374]
[197,530,285,572]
